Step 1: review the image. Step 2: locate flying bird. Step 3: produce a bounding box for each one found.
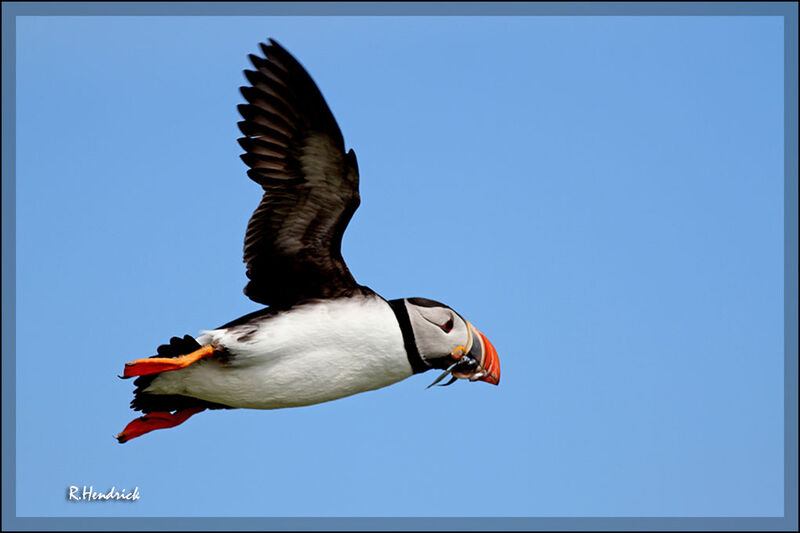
[116,39,500,443]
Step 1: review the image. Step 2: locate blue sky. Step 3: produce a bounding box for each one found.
[14,15,784,517]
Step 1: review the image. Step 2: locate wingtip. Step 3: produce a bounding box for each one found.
[261,39,293,63]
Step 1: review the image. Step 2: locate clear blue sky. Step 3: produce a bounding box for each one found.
[15,15,784,517]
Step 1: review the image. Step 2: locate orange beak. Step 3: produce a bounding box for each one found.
[473,326,500,385]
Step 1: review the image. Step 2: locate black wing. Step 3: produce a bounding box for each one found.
[237,39,369,308]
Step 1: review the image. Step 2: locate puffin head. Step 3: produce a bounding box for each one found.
[400,297,500,387]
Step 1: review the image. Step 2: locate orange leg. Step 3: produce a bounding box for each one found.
[122,345,215,378]
[116,407,205,443]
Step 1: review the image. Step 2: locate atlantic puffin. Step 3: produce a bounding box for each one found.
[116,39,500,443]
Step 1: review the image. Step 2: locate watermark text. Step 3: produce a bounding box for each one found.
[67,485,140,502]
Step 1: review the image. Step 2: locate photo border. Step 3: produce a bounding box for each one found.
[2,2,796,531]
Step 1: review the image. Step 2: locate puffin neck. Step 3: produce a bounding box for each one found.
[388,299,430,374]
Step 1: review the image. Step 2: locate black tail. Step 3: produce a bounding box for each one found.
[129,335,232,414]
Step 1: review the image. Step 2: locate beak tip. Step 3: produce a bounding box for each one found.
[481,370,500,386]
[474,328,500,387]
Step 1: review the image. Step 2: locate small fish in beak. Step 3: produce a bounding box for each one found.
[426,357,477,388]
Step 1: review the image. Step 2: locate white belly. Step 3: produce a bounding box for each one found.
[145,296,413,409]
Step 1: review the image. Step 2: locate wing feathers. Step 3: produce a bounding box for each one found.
[237,136,287,158]
[236,39,367,307]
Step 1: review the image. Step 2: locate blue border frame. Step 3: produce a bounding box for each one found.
[2,2,797,531]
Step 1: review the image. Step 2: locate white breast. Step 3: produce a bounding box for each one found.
[145,296,413,409]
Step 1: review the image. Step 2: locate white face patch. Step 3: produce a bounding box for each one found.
[405,300,471,364]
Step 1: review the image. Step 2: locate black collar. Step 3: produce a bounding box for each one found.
[388,299,429,374]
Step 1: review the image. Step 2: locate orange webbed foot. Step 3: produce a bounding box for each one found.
[122,345,215,378]
[116,407,205,443]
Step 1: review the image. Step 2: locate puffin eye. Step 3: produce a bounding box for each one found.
[441,317,454,333]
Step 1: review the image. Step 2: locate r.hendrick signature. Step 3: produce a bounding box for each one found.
[67,485,140,502]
